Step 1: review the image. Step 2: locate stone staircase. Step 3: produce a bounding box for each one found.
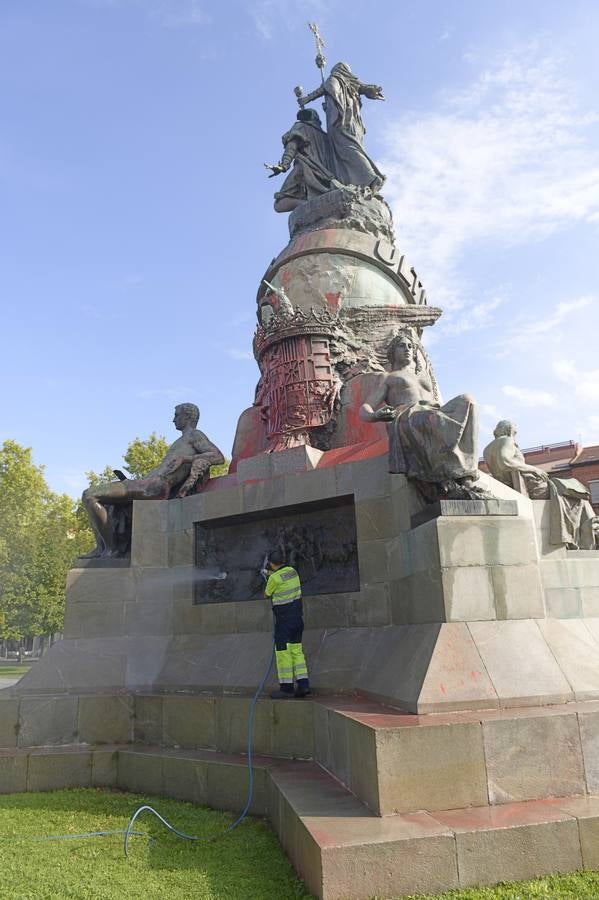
[2,690,599,898]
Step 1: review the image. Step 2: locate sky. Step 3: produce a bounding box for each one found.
[1,0,598,497]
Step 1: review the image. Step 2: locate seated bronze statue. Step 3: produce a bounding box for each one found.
[82,403,224,558]
[360,330,490,501]
[484,420,598,550]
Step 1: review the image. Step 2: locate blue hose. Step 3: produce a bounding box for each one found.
[123,640,275,857]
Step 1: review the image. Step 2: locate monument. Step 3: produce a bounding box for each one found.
[2,25,599,900]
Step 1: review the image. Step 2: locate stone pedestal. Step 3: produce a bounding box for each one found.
[3,443,599,898]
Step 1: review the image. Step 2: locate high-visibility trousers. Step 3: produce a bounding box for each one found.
[273,612,308,685]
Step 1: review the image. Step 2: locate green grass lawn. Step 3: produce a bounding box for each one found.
[2,788,599,900]
[0,666,31,679]
[413,870,599,899]
[0,788,311,900]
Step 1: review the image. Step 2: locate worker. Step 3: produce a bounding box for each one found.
[263,549,310,699]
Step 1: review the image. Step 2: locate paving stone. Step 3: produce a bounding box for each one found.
[434,801,581,888]
[468,620,573,707]
[28,750,92,791]
[162,696,217,749]
[0,754,27,792]
[78,696,133,745]
[483,711,585,803]
[18,696,78,747]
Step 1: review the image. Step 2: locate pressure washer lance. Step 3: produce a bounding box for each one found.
[122,557,275,856]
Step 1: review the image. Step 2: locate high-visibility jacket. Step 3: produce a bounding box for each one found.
[265,566,302,608]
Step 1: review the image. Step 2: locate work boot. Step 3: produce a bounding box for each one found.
[270,684,294,700]
[295,678,311,698]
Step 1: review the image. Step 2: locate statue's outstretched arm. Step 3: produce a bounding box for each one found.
[297,84,325,107]
[359,83,384,100]
[266,139,300,177]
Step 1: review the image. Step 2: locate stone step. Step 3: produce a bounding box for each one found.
[0,743,278,816]
[270,763,599,899]
[1,743,599,898]
[314,696,599,815]
[0,691,315,759]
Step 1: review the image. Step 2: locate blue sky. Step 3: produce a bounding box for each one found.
[1,0,598,496]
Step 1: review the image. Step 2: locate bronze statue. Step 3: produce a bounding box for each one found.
[483,420,598,550]
[82,403,224,558]
[296,61,385,192]
[265,109,338,212]
[360,330,490,501]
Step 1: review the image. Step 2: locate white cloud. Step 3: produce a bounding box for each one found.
[502,385,556,407]
[495,295,595,357]
[442,296,502,335]
[381,43,599,309]
[554,359,599,404]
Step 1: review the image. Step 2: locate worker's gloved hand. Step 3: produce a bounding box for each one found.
[260,568,269,581]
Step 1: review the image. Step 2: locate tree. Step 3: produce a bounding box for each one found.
[0,441,89,644]
[123,432,170,478]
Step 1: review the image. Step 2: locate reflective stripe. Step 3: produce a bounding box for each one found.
[269,566,302,606]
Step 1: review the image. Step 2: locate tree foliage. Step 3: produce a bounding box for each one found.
[0,441,90,642]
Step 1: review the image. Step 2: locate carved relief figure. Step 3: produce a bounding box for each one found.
[82,403,224,558]
[360,330,490,501]
[483,420,598,550]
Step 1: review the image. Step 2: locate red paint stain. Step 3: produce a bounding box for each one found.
[439,683,447,695]
[325,291,342,311]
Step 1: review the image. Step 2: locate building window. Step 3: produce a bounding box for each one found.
[590,480,599,505]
